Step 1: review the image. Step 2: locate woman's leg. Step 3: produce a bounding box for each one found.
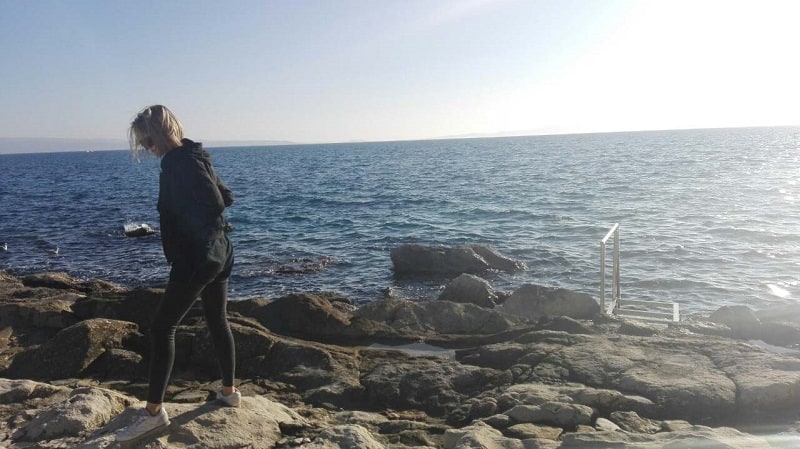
[200,278,236,388]
[200,236,236,389]
[146,263,214,407]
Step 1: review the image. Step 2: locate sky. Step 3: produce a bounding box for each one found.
[1,0,799,150]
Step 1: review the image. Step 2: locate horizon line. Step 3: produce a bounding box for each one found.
[1,124,798,155]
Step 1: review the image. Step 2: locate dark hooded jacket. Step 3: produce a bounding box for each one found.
[157,139,233,263]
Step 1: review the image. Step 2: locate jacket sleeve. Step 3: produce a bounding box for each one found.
[217,176,234,207]
[184,159,227,216]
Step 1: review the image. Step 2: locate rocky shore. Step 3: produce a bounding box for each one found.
[3,244,800,448]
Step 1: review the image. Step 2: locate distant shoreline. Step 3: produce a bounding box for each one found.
[1,125,798,155]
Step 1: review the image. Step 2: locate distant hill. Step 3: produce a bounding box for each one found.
[0,138,295,154]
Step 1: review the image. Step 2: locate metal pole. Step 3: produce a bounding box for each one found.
[600,241,606,314]
[614,226,620,306]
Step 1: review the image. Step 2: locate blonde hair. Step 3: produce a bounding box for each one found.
[129,105,184,159]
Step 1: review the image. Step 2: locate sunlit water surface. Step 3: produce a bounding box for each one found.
[1,127,799,319]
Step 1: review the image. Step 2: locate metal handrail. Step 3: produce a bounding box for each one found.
[600,223,620,315]
[599,223,680,322]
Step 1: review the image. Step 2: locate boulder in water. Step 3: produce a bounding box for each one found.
[123,223,156,237]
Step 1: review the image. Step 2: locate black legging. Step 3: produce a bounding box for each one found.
[147,236,235,404]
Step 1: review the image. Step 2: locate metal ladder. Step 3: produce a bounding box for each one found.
[601,223,679,322]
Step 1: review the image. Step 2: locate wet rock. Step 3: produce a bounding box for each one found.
[390,244,525,278]
[468,245,527,273]
[709,305,761,339]
[123,223,156,237]
[391,244,490,277]
[439,274,498,308]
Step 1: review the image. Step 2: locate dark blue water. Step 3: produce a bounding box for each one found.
[2,127,799,318]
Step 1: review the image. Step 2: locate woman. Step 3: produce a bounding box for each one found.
[117,105,240,442]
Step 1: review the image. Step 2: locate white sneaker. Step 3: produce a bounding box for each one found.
[116,407,170,442]
[216,388,241,407]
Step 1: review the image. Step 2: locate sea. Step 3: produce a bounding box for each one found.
[1,126,799,320]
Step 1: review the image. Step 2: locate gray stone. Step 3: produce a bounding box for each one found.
[709,305,761,339]
[391,244,490,276]
[505,423,563,440]
[7,318,139,380]
[305,424,386,449]
[594,417,620,432]
[444,421,525,449]
[439,274,498,308]
[609,411,661,434]
[500,284,600,321]
[13,387,132,442]
[468,245,527,272]
[505,402,594,429]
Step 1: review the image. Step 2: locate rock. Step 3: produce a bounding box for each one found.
[505,423,563,440]
[594,417,620,432]
[5,271,800,449]
[505,402,594,429]
[617,321,659,337]
[500,284,600,321]
[20,272,122,295]
[305,424,386,449]
[709,305,761,339]
[443,421,525,449]
[353,298,520,336]
[360,349,499,418]
[13,387,133,442]
[83,348,144,379]
[124,223,156,237]
[609,411,662,434]
[0,296,79,330]
[537,316,594,335]
[0,378,70,409]
[228,293,352,343]
[708,348,800,412]
[6,319,140,380]
[468,245,527,273]
[72,287,165,331]
[558,425,772,448]
[79,395,307,449]
[390,244,525,278]
[391,244,491,277]
[439,274,498,308]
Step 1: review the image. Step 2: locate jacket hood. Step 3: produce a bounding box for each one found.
[161,138,211,167]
